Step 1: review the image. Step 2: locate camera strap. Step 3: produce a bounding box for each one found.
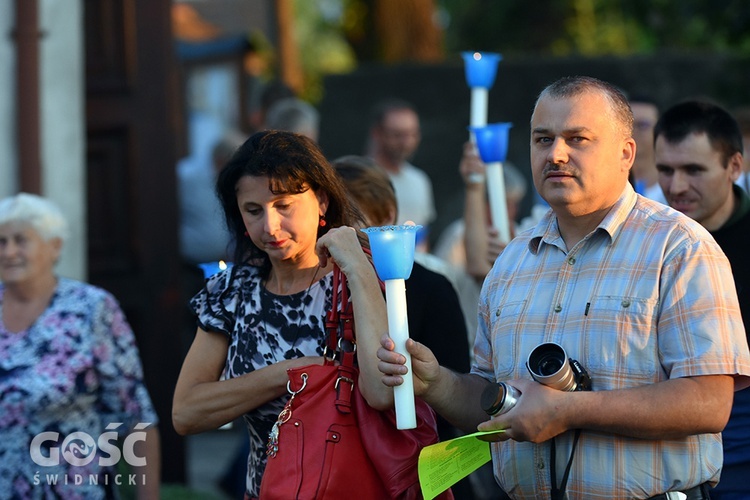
[549,428,581,500]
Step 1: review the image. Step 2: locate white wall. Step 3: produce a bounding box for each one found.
[40,0,86,280]
[0,2,17,200]
[0,1,85,281]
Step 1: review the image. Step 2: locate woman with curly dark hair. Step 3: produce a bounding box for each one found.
[173,131,392,499]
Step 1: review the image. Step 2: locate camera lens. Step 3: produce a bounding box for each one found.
[527,343,578,392]
[481,382,521,416]
[537,355,564,376]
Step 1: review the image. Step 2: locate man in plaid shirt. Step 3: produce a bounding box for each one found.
[378,76,750,500]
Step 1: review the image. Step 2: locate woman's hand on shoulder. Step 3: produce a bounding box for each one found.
[315,226,369,274]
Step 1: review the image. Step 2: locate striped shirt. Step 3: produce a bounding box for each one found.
[471,183,750,499]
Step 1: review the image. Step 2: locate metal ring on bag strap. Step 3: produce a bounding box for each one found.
[337,337,356,353]
[322,345,338,362]
[286,372,308,395]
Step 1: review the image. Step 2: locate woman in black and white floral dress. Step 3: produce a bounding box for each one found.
[172,131,391,499]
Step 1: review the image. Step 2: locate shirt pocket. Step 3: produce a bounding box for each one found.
[581,295,660,382]
[490,299,536,378]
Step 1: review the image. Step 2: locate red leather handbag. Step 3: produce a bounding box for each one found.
[259,266,452,499]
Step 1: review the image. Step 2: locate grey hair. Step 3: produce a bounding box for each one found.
[0,193,69,243]
[534,76,634,137]
[264,97,320,140]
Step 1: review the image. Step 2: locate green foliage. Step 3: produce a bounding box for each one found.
[293,0,357,103]
[160,484,227,500]
[440,0,571,55]
[438,0,750,56]
[287,0,750,101]
[115,459,226,500]
[119,481,226,500]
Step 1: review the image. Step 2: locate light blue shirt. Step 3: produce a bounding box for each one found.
[471,184,750,498]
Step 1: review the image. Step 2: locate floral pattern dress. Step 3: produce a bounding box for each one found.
[192,264,333,499]
[0,278,158,499]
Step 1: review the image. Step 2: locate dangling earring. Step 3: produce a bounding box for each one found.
[319,214,327,227]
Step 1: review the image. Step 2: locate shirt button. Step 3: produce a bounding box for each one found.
[621,299,631,308]
[537,461,545,470]
[495,309,501,317]
[567,257,576,265]
[554,305,562,313]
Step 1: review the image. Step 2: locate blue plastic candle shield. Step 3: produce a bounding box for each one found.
[463,51,503,181]
[461,52,502,89]
[361,225,422,429]
[469,122,513,163]
[468,123,514,244]
[361,225,421,280]
[198,260,232,278]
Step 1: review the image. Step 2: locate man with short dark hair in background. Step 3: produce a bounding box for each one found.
[655,100,750,499]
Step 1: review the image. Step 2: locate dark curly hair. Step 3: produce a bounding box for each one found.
[216,130,365,276]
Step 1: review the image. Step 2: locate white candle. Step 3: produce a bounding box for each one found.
[486,161,510,244]
[468,87,489,184]
[470,87,489,130]
[385,278,417,429]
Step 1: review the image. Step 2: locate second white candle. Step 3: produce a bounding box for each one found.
[385,278,417,430]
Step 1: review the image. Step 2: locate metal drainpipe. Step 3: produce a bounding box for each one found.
[14,0,42,195]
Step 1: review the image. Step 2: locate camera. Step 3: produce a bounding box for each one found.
[526,343,591,392]
[481,343,591,416]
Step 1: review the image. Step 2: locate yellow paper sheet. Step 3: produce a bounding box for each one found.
[418,430,504,500]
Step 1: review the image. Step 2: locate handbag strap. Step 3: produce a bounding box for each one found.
[326,265,357,414]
